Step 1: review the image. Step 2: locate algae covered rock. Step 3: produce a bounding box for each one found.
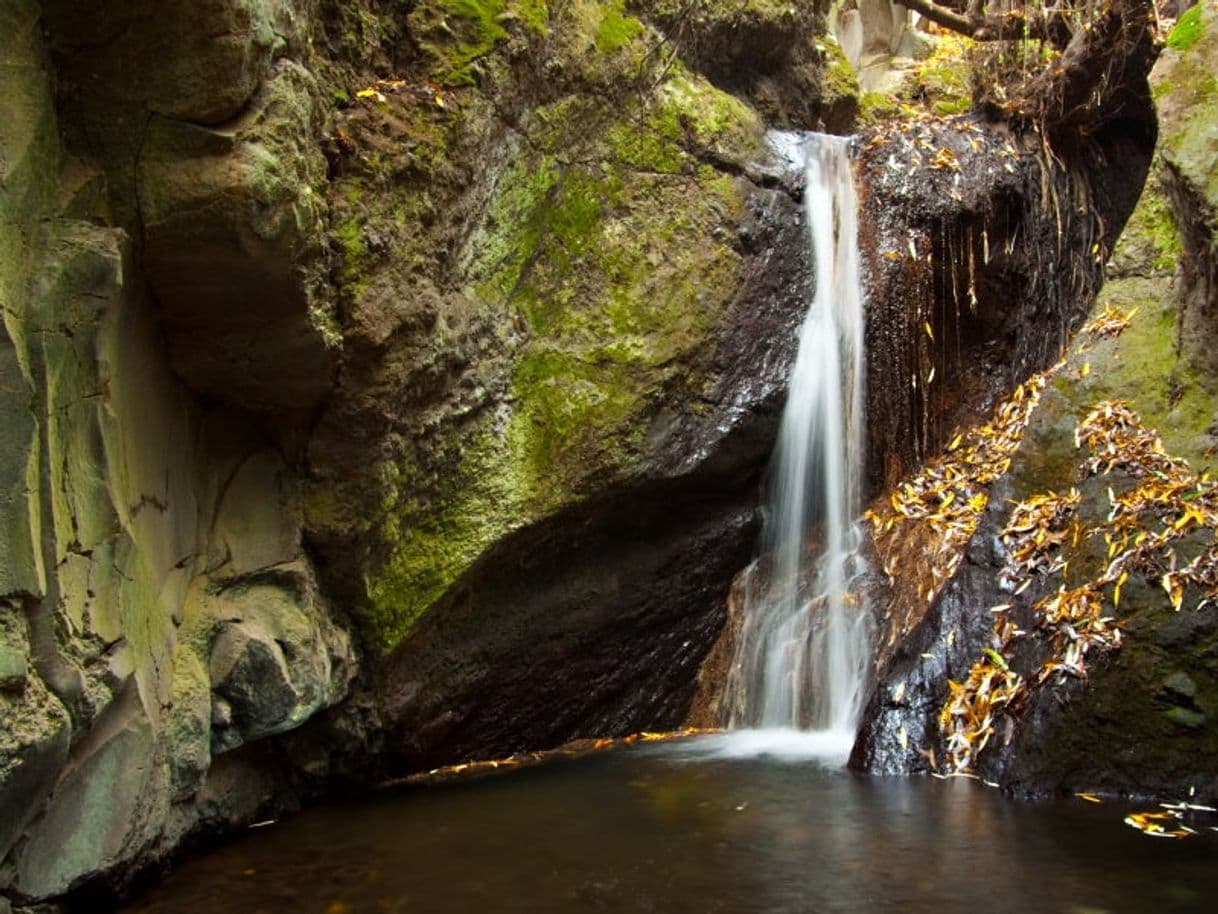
[3,0,864,902]
[1153,2,1218,380]
[307,0,805,650]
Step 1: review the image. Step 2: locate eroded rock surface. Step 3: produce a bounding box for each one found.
[0,1,352,903]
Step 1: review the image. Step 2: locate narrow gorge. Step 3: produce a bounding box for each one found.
[1,0,1217,911]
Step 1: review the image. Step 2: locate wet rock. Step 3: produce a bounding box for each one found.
[636,0,859,129]
[207,448,303,578]
[857,96,1153,496]
[369,163,809,764]
[210,621,299,750]
[0,2,358,903]
[165,646,213,802]
[383,494,761,768]
[0,673,71,863]
[41,0,292,126]
[1154,2,1218,381]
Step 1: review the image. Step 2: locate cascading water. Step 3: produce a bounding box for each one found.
[721,133,873,759]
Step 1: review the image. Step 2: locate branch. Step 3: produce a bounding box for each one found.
[898,0,1074,45]
[899,0,976,35]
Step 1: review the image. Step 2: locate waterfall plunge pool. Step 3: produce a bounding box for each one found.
[113,734,1217,914]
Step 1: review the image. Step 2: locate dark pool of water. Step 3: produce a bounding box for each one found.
[116,734,1218,914]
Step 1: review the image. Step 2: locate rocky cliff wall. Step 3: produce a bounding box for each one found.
[1,2,355,903]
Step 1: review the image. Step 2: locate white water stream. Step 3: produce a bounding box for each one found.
[721,133,873,762]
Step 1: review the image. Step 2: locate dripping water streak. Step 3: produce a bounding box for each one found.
[722,133,873,759]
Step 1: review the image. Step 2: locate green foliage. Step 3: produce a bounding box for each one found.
[1167,4,1204,52]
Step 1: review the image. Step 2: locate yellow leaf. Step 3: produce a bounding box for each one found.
[924,321,935,342]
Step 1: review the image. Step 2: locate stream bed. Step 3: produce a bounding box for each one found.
[116,734,1217,914]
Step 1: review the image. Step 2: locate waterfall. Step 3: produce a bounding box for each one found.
[722,133,873,752]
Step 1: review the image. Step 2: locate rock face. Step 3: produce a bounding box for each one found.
[0,0,354,904]
[852,4,1218,796]
[0,0,847,904]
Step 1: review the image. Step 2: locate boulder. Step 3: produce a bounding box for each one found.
[206,570,354,753]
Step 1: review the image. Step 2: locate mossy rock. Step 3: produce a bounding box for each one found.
[408,0,549,86]
[357,64,762,648]
[1154,2,1218,210]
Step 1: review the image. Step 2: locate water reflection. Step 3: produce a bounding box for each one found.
[115,738,1217,914]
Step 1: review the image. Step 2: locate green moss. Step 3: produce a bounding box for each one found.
[363,425,530,651]
[1047,283,1216,473]
[334,216,369,295]
[858,91,900,127]
[665,72,764,156]
[1168,4,1204,52]
[410,0,550,85]
[1115,170,1184,272]
[605,107,686,175]
[515,0,550,33]
[468,153,560,303]
[595,2,644,53]
[1152,0,1218,210]
[508,348,642,495]
[819,35,859,107]
[355,46,765,651]
[409,0,509,85]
